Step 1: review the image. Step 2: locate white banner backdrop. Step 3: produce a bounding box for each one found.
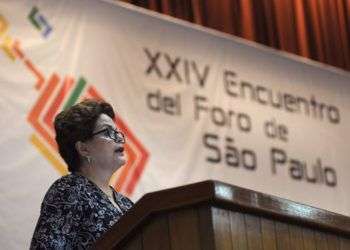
[1,0,350,248]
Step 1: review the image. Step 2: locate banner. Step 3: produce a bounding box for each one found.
[1,0,350,248]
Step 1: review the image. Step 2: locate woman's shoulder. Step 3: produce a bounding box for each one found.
[41,174,93,206]
[46,173,86,192]
[53,173,90,188]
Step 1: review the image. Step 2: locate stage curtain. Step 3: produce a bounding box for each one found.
[120,0,350,71]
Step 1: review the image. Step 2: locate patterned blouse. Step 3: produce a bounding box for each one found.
[30,173,133,249]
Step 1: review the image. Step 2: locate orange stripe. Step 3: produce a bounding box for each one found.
[125,145,149,195]
[24,59,45,90]
[82,85,101,101]
[43,76,74,132]
[13,40,24,59]
[87,86,103,101]
[30,134,68,175]
[28,73,59,150]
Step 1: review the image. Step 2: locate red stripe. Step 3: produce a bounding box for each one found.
[13,40,24,59]
[125,146,149,195]
[87,86,103,101]
[28,73,60,150]
[24,59,45,90]
[43,76,74,132]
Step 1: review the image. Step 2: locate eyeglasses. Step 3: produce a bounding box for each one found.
[91,127,125,144]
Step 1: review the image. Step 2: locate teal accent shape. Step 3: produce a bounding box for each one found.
[28,6,40,30]
[63,77,87,110]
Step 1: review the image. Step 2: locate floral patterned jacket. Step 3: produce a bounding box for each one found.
[30,173,133,249]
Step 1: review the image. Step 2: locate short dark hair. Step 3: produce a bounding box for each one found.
[54,99,115,172]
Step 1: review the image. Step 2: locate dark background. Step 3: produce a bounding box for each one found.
[120,0,350,72]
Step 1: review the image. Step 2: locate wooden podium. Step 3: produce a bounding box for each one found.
[93,181,350,250]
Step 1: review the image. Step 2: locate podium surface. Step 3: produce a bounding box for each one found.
[93,180,350,249]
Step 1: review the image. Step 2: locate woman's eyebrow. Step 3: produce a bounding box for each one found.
[94,124,110,131]
[101,124,115,130]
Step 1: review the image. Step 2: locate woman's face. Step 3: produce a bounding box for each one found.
[86,113,126,172]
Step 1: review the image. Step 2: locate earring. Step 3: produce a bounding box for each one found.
[86,156,92,165]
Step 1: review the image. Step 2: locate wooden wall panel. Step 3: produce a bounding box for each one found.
[314,231,329,250]
[168,208,202,250]
[288,224,305,250]
[122,233,143,250]
[230,212,248,250]
[208,207,350,250]
[96,181,350,250]
[339,237,350,250]
[244,214,263,250]
[275,221,291,250]
[117,205,350,250]
[261,218,277,250]
[212,207,233,250]
[302,228,316,250]
[197,205,216,250]
[326,234,340,250]
[142,214,171,250]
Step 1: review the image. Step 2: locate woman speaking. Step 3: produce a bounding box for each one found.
[30,99,133,249]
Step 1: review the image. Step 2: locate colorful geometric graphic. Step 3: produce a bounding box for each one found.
[1,11,149,196]
[28,6,53,38]
[26,71,149,195]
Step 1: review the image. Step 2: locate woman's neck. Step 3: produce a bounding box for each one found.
[76,165,113,197]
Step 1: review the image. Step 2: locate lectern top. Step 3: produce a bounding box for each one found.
[94,180,350,249]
